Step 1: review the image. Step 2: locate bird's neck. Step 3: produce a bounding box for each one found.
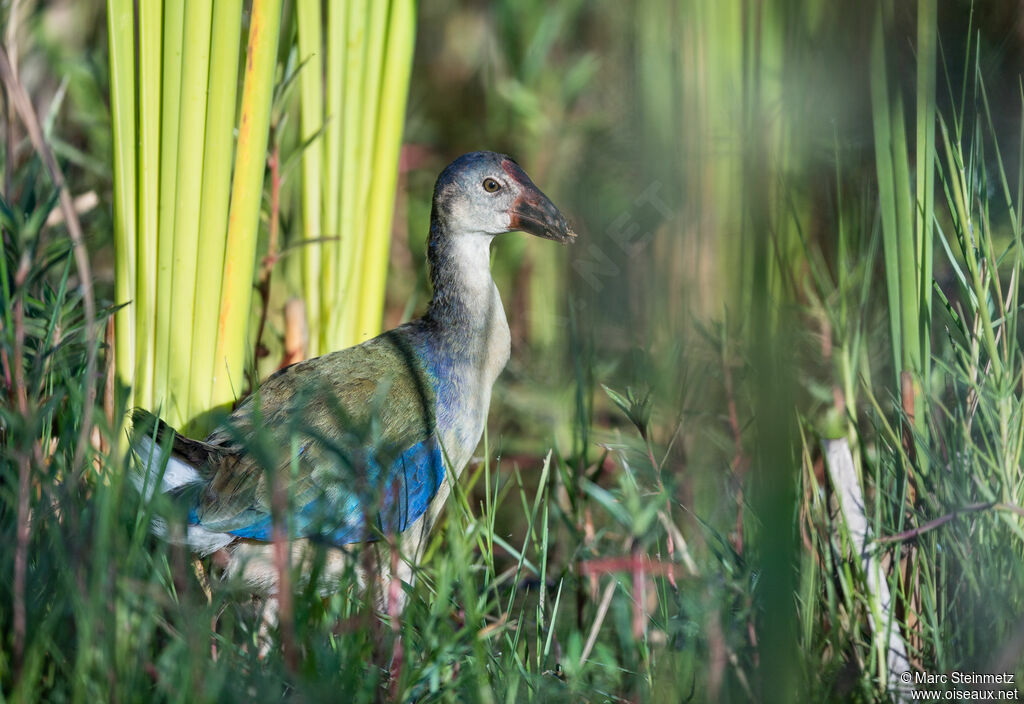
[421,215,511,471]
[423,217,511,407]
[425,220,504,335]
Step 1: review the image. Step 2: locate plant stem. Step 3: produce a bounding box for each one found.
[357,0,416,340]
[106,0,135,407]
[188,0,243,430]
[211,0,284,410]
[167,0,214,426]
[154,2,185,412]
[134,0,162,411]
[296,0,323,356]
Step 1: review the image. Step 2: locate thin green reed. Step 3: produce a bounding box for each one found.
[936,82,1024,527]
[915,0,937,390]
[870,0,936,458]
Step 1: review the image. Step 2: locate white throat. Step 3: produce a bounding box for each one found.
[447,232,498,309]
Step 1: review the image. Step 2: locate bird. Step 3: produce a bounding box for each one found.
[132,151,575,611]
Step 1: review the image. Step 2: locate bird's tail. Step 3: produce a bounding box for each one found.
[129,409,206,501]
[130,409,236,554]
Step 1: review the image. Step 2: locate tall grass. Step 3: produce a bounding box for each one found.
[6,0,1024,702]
[108,1,415,430]
[870,0,937,475]
[626,0,1024,699]
[210,0,285,412]
[0,184,711,699]
[108,0,282,430]
[294,0,416,356]
[793,4,1024,700]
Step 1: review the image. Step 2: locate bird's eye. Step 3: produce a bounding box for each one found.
[482,178,501,193]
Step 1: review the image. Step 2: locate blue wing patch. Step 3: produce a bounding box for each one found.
[214,438,446,546]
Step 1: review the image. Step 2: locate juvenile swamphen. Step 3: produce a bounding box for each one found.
[132,151,575,607]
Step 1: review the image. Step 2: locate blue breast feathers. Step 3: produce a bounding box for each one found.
[216,438,446,546]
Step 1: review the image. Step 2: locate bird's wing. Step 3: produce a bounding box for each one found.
[192,330,446,545]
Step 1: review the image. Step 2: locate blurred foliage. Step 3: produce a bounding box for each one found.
[4,0,1024,701]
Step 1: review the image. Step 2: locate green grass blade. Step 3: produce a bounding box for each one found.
[296,0,324,356]
[189,0,243,429]
[133,0,162,411]
[166,0,214,426]
[356,0,415,339]
[153,1,186,411]
[211,0,285,409]
[321,1,348,337]
[332,0,368,348]
[343,0,389,345]
[107,0,136,405]
[870,5,903,379]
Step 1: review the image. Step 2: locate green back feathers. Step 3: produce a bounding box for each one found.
[194,329,438,533]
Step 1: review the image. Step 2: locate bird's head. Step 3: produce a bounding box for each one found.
[432,151,576,244]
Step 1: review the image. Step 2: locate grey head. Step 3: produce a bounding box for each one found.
[430,151,576,244]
